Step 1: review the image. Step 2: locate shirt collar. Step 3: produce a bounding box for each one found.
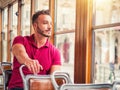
[30,34,49,48]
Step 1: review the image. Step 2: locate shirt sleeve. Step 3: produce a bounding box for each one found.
[12,36,24,46]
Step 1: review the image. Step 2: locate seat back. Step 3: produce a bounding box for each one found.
[29,77,54,90]
[0,62,12,90]
[19,65,72,90]
[60,83,113,90]
[28,75,67,90]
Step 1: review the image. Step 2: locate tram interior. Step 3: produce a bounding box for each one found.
[0,0,120,90]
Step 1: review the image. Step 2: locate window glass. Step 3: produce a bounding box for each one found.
[94,0,120,25]
[35,0,49,11]
[93,26,120,83]
[21,0,31,36]
[56,33,75,81]
[2,8,8,62]
[55,0,76,81]
[10,2,18,60]
[56,0,75,31]
[11,3,18,41]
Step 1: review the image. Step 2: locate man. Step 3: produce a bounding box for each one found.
[8,10,61,90]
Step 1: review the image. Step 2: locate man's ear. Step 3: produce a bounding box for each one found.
[33,22,37,29]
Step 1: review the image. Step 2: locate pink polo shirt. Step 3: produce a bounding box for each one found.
[8,34,61,89]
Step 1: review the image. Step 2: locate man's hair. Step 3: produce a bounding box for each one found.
[32,10,50,24]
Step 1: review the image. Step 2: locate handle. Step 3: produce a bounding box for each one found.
[19,64,26,81]
[19,64,28,90]
[50,71,72,90]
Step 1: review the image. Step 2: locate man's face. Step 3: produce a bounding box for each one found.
[35,14,52,37]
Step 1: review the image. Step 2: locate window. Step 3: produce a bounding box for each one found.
[2,8,8,62]
[54,0,76,81]
[21,0,31,36]
[11,2,18,41]
[93,0,120,83]
[93,0,120,25]
[35,0,49,11]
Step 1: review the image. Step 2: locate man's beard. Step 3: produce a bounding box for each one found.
[37,26,51,37]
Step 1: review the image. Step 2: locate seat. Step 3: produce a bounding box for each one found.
[0,62,12,90]
[19,65,72,90]
[59,83,113,90]
[27,74,68,90]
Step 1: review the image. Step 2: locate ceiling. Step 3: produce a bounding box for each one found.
[0,0,15,9]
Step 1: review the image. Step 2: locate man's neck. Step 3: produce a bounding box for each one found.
[34,34,48,48]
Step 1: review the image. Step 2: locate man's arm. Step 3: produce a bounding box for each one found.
[12,44,30,64]
[12,44,43,74]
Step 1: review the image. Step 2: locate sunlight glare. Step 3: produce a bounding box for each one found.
[96,0,108,3]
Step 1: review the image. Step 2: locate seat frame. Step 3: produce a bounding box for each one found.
[0,62,12,90]
[19,65,72,90]
[60,83,113,90]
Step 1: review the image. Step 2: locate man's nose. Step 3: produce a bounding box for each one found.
[48,23,52,29]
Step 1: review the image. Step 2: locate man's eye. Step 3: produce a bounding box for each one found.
[43,22,48,24]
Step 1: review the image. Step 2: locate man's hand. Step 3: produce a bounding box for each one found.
[24,59,43,74]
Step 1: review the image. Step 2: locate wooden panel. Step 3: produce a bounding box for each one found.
[30,0,35,34]
[0,9,2,62]
[29,78,65,90]
[7,5,12,62]
[49,0,55,44]
[17,0,22,35]
[74,0,93,83]
[0,0,16,8]
[29,78,54,90]
[86,0,93,83]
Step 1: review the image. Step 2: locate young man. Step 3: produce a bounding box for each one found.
[8,10,61,90]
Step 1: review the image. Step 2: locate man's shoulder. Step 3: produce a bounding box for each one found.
[13,35,24,41]
[14,35,29,39]
[48,43,59,53]
[13,35,32,44]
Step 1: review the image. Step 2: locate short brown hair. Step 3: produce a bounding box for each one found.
[32,10,50,24]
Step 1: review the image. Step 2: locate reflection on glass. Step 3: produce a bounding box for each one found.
[10,3,18,60]
[63,37,70,63]
[35,0,49,11]
[2,8,8,62]
[11,3,18,41]
[94,0,120,25]
[56,33,75,81]
[56,0,76,31]
[93,27,120,83]
[21,0,31,36]
[55,0,76,82]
